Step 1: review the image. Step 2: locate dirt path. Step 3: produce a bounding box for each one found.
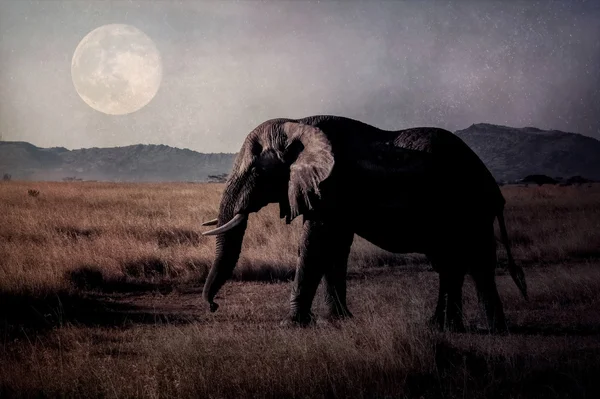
[6,264,600,336]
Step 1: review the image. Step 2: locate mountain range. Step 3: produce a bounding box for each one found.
[454,123,600,182]
[2,123,600,182]
[0,142,235,182]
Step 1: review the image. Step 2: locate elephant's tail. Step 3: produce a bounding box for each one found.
[498,209,528,300]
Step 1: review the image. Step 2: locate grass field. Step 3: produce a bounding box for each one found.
[1,181,600,398]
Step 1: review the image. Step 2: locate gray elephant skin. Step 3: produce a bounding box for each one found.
[200,115,528,333]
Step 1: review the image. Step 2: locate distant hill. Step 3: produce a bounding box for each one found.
[2,123,600,182]
[453,123,600,182]
[0,141,236,182]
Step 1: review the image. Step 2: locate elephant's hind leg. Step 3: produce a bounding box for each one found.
[472,269,508,334]
[472,271,508,334]
[446,272,466,332]
[470,228,508,334]
[323,229,355,320]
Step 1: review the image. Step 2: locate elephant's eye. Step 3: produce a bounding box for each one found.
[251,141,263,154]
[256,150,282,171]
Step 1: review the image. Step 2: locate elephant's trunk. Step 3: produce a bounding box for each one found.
[202,178,249,311]
[202,223,247,311]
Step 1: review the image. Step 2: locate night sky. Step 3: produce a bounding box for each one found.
[1,0,599,153]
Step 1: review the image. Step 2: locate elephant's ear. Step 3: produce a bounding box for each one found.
[282,122,334,223]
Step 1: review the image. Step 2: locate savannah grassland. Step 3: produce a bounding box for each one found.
[1,181,600,398]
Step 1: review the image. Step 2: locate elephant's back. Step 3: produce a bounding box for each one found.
[393,127,505,210]
[393,127,483,162]
[296,116,504,211]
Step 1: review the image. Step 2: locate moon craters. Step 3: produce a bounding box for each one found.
[71,24,162,115]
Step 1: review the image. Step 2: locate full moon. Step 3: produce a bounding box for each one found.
[71,24,162,115]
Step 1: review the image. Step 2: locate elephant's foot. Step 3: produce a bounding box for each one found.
[325,305,353,321]
[487,317,509,335]
[480,303,509,335]
[279,311,316,328]
[446,318,466,333]
[490,325,509,335]
[428,311,465,333]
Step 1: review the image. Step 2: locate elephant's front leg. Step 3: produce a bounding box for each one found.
[323,229,354,320]
[286,219,341,326]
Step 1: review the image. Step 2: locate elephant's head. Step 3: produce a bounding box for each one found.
[200,119,334,312]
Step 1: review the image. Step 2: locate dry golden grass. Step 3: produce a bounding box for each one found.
[0,182,221,294]
[2,181,599,294]
[1,181,600,398]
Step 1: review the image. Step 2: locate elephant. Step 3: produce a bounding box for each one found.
[200,115,528,333]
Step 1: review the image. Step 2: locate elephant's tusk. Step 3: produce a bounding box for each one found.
[202,213,247,235]
[201,218,218,226]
